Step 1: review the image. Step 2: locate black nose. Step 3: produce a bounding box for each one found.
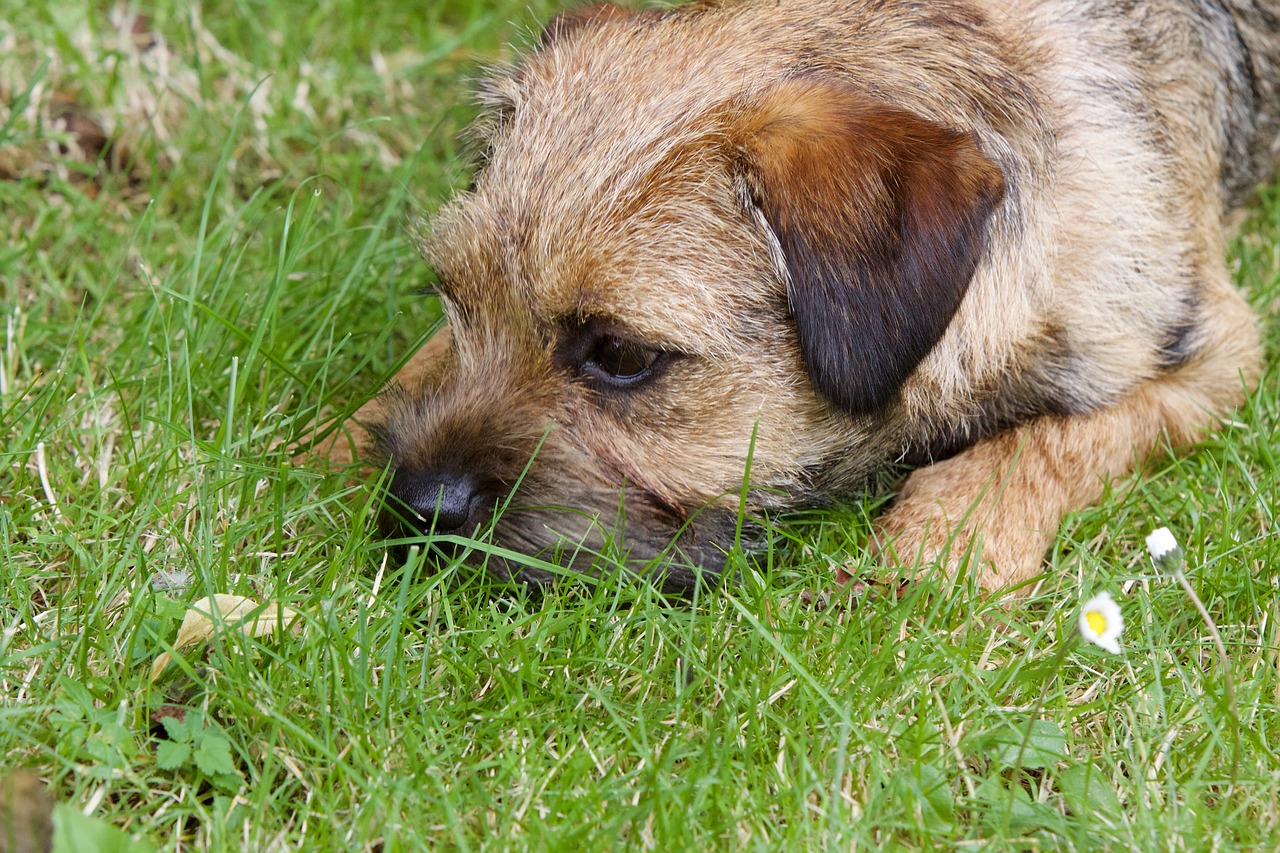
[385,468,482,534]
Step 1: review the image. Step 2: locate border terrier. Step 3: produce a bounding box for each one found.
[327,0,1278,593]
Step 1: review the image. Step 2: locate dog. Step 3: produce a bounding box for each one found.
[324,0,1278,593]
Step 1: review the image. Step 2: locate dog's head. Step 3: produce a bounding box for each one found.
[361,3,1004,590]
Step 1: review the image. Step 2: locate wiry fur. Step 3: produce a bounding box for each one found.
[326,0,1277,592]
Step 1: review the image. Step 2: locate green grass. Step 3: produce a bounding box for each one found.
[2,1,1279,849]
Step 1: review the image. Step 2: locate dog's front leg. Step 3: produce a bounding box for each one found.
[869,410,1135,590]
[868,289,1261,590]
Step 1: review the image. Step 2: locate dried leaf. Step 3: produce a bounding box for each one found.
[150,594,300,680]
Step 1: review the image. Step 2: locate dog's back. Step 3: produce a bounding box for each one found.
[1218,0,1280,203]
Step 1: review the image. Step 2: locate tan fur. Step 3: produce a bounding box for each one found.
[326,0,1274,592]
[0,770,54,853]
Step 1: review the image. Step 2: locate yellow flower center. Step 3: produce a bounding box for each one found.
[1085,611,1107,635]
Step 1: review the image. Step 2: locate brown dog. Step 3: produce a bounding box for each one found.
[327,0,1278,592]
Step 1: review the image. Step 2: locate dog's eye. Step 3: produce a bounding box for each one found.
[583,336,664,386]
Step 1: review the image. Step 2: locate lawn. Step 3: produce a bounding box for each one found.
[2,1,1279,850]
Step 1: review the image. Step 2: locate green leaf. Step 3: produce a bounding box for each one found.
[209,771,246,794]
[987,719,1066,770]
[155,740,191,771]
[52,804,156,853]
[1057,763,1122,820]
[909,764,955,834]
[974,776,1052,834]
[193,735,238,778]
[153,595,189,622]
[158,715,191,744]
[880,762,956,834]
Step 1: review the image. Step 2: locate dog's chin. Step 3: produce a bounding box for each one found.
[379,502,747,597]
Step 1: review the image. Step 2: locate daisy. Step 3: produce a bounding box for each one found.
[1145,526,1185,572]
[1078,591,1123,654]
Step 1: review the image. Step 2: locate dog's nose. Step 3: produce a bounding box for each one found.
[386,468,482,534]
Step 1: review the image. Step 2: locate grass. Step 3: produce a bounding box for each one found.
[1,0,1279,849]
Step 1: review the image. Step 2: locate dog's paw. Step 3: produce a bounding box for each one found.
[869,460,1053,591]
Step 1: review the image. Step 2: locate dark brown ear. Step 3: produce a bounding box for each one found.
[734,78,1005,415]
[539,3,638,46]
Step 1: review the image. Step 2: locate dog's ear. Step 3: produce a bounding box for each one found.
[539,3,640,46]
[733,78,1005,415]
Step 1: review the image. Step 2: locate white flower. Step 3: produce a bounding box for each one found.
[1145,527,1185,572]
[1078,591,1123,654]
[1145,527,1178,560]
